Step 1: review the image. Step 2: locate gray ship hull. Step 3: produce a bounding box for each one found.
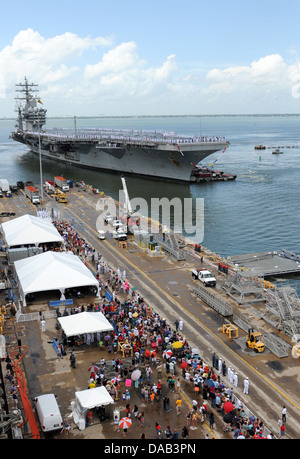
[12,131,228,182]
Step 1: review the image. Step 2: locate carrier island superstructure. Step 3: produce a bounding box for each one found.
[10,78,229,182]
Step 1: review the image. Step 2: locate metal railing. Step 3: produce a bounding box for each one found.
[230,392,277,438]
[191,285,233,317]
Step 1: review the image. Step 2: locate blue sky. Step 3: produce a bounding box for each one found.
[1,0,300,116]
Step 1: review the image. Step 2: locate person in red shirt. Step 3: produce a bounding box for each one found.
[125,403,131,417]
[155,422,162,437]
[157,380,162,395]
[145,349,150,363]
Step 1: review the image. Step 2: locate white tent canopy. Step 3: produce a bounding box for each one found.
[76,387,114,409]
[73,387,114,430]
[1,214,63,248]
[58,311,113,337]
[14,251,99,305]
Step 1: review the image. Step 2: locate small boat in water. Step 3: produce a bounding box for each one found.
[191,168,236,182]
[272,148,283,154]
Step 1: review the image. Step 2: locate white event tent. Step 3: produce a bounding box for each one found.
[14,251,99,305]
[57,311,113,337]
[73,387,114,430]
[1,214,63,248]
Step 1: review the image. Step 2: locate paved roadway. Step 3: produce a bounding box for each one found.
[58,188,300,438]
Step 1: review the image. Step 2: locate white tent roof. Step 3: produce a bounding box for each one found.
[58,311,113,337]
[73,386,114,430]
[1,214,63,248]
[14,251,98,301]
[75,386,114,409]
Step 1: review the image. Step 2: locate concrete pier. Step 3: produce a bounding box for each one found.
[1,184,300,439]
[228,250,300,277]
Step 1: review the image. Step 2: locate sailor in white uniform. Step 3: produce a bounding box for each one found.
[230,368,235,385]
[243,377,249,394]
[233,372,238,387]
[218,358,222,374]
[227,366,232,381]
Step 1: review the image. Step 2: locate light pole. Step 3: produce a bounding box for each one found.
[38,118,44,202]
[74,115,77,138]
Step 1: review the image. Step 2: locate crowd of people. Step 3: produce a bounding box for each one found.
[36,128,226,146]
[53,220,97,261]
[83,299,278,439]
[52,219,279,439]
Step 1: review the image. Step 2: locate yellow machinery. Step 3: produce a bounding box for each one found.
[0,314,4,334]
[223,322,238,339]
[292,343,300,359]
[54,191,68,203]
[0,305,6,334]
[246,328,265,352]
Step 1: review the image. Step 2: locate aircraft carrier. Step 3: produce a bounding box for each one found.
[10,78,229,182]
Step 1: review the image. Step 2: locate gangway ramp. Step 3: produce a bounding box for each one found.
[222,272,265,304]
[191,284,233,317]
[191,286,291,358]
[154,231,186,261]
[231,313,291,358]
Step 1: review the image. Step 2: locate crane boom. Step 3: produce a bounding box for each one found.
[121,176,133,215]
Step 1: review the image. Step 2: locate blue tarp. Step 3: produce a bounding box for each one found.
[49,299,74,307]
[52,338,59,353]
[105,290,113,302]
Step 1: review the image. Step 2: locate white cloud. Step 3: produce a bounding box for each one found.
[84,41,142,78]
[0,30,179,114]
[196,53,300,112]
[84,45,177,100]
[0,28,112,91]
[206,54,289,95]
[1,28,300,115]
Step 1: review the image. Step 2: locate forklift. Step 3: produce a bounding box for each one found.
[246,328,265,353]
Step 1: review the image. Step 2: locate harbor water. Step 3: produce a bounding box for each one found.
[1,115,300,287]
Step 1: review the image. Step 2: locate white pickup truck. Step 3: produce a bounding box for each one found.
[191,268,216,287]
[113,230,127,241]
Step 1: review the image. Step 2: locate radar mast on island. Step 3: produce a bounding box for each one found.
[15,77,47,131]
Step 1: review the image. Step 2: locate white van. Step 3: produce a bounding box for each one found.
[34,394,63,432]
[97,230,106,240]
